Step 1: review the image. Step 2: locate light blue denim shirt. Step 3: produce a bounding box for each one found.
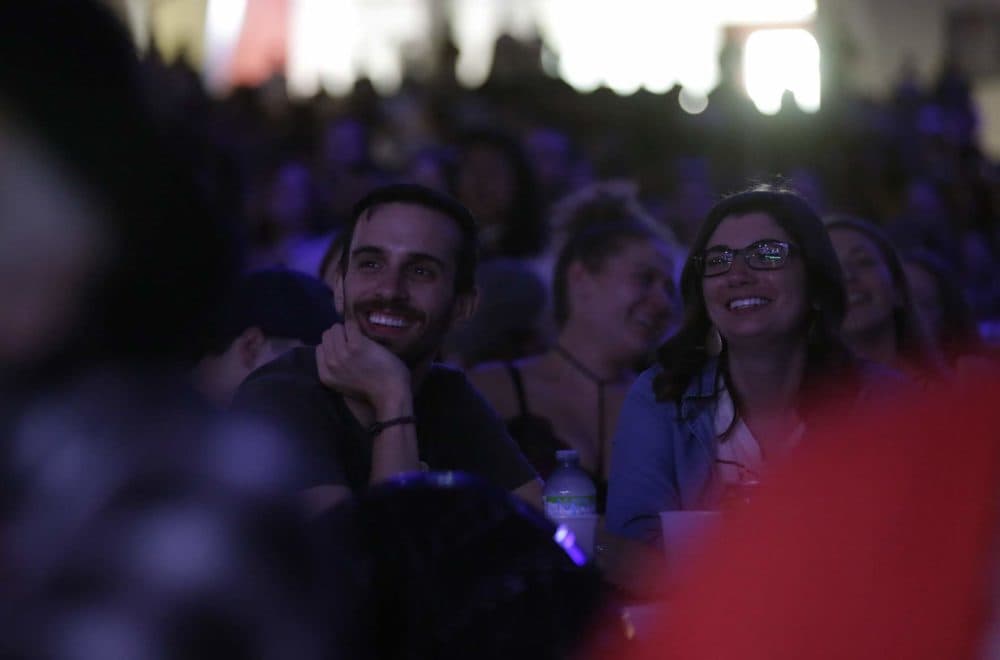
[605,358,724,543]
[606,357,908,544]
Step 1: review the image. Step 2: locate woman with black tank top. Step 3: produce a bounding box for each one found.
[469,199,680,511]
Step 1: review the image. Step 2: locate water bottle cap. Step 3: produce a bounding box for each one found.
[555,449,579,462]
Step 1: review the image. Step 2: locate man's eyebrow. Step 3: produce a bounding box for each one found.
[350,246,385,259]
[406,252,449,269]
[350,246,449,269]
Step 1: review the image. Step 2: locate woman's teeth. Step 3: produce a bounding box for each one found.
[727,297,770,311]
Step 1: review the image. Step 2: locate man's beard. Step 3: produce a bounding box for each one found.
[350,298,454,368]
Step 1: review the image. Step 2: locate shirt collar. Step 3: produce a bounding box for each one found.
[680,356,722,419]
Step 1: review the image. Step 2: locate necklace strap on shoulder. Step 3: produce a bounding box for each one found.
[553,344,611,386]
[553,343,611,482]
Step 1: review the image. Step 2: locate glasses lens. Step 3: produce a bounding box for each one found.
[750,241,788,269]
[702,249,731,276]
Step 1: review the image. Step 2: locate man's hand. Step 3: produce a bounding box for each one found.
[315,318,411,416]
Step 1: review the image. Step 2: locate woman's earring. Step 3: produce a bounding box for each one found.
[705,325,723,357]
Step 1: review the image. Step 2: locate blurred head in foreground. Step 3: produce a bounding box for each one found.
[626,371,1000,660]
[0,0,238,384]
[315,472,605,660]
[0,3,330,657]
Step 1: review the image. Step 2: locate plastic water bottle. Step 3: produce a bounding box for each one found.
[543,450,597,519]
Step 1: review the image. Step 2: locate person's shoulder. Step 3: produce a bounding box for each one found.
[466,357,542,414]
[465,360,510,389]
[849,359,915,407]
[424,363,481,399]
[635,363,663,387]
[856,359,908,386]
[242,346,320,388]
[628,363,669,404]
[420,364,507,422]
[234,347,329,408]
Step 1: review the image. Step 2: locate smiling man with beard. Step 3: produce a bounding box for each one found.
[233,184,542,513]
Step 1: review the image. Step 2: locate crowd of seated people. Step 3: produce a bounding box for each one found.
[3,0,1000,657]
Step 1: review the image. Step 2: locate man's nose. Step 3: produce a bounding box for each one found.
[373,267,409,300]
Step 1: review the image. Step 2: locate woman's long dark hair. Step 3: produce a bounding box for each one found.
[653,187,856,408]
[904,249,984,363]
[824,216,946,377]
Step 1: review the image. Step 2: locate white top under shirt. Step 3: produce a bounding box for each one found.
[713,378,805,488]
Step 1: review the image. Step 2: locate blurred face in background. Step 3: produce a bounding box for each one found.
[829,227,899,337]
[570,237,677,362]
[322,119,368,171]
[455,144,516,233]
[524,128,572,194]
[0,113,109,371]
[903,261,943,342]
[267,162,314,234]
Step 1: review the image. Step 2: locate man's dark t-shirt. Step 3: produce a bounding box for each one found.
[232,347,536,493]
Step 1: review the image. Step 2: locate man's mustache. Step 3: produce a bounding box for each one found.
[352,300,425,322]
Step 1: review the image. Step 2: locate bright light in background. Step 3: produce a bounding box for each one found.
[744,29,821,115]
[357,2,430,94]
[717,0,816,23]
[288,0,429,97]
[679,88,710,115]
[534,0,815,101]
[449,0,536,87]
[288,0,359,97]
[123,0,151,52]
[197,0,820,103]
[204,0,248,94]
[448,0,501,87]
[535,0,721,97]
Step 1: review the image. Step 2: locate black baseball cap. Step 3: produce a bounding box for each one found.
[209,268,339,353]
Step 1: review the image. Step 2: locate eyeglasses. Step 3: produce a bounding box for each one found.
[696,239,796,278]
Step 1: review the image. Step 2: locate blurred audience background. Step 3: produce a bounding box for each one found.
[110,0,1000,366]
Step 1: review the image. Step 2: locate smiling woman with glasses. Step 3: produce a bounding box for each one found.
[606,186,906,544]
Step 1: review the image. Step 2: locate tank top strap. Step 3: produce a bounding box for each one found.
[505,362,531,417]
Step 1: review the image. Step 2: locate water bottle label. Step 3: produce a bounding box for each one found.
[544,494,596,518]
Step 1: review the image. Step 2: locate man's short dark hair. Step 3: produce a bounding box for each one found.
[339,183,479,295]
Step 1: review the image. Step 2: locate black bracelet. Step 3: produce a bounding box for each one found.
[367,415,417,438]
